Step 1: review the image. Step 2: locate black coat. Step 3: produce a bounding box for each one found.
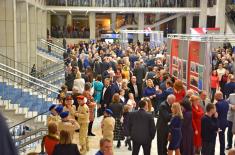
[127,82,142,99]
[128,109,156,144]
[52,144,80,155]
[156,101,172,132]
[100,86,112,108]
[0,113,18,155]
[133,66,146,84]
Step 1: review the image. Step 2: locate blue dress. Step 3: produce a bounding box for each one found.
[168,116,182,150]
[93,80,104,104]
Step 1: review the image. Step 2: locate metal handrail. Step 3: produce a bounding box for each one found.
[0,63,60,91]
[15,127,48,142]
[0,67,59,95]
[18,135,45,150]
[40,39,66,53]
[10,112,49,130]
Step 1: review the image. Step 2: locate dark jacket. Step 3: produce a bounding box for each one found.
[215,99,229,129]
[52,144,80,155]
[109,103,123,119]
[133,66,146,84]
[0,113,18,155]
[201,115,218,143]
[100,85,112,108]
[127,82,142,98]
[156,87,174,101]
[128,109,156,144]
[157,101,172,131]
[224,82,235,97]
[110,82,120,96]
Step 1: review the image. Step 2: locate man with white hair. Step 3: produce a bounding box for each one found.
[157,94,176,155]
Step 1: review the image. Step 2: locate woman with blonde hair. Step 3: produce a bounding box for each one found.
[143,79,157,114]
[52,130,80,155]
[73,71,85,94]
[190,95,204,154]
[168,102,183,155]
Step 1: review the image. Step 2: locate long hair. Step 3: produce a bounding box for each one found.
[172,102,183,119]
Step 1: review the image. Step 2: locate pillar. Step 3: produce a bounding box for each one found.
[47,12,51,36]
[29,6,37,68]
[155,14,160,30]
[89,12,96,40]
[199,0,207,28]
[16,1,30,73]
[66,13,72,26]
[186,14,193,34]
[138,13,144,43]
[110,13,116,32]
[0,0,17,68]
[36,8,43,68]
[176,17,182,33]
[215,0,226,33]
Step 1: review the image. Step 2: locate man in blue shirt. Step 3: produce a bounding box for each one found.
[95,138,113,155]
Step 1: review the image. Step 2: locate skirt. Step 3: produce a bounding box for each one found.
[113,118,124,141]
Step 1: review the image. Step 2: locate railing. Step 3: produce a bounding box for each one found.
[15,128,48,154]
[37,39,66,61]
[46,0,192,7]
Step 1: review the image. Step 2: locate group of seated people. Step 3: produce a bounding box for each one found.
[51,25,90,38]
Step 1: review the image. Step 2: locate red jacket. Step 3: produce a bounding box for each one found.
[174,89,186,103]
[192,104,204,148]
[43,135,59,155]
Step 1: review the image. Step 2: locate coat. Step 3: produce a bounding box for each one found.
[215,99,229,129]
[174,89,186,103]
[52,144,80,155]
[101,116,115,141]
[93,80,104,104]
[180,110,194,155]
[83,91,96,122]
[157,101,172,131]
[58,121,79,139]
[128,109,156,144]
[133,66,146,85]
[100,86,112,108]
[192,104,204,148]
[128,82,142,99]
[110,82,120,96]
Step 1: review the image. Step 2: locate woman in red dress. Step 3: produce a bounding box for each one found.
[173,80,186,103]
[190,95,204,154]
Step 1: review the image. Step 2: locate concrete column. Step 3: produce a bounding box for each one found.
[199,0,207,28]
[110,13,116,31]
[36,8,43,68]
[41,11,47,39]
[138,13,144,43]
[216,0,226,33]
[29,6,37,68]
[186,14,193,34]
[89,12,96,40]
[0,0,17,68]
[155,14,160,30]
[16,2,30,73]
[176,17,182,33]
[47,12,51,36]
[66,13,72,26]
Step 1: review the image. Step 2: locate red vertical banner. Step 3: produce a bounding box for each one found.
[188,41,200,90]
[170,39,179,75]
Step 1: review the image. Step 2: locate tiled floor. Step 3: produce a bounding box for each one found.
[73,117,231,155]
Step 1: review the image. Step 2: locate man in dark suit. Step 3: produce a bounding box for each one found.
[110,75,122,96]
[100,78,112,115]
[128,76,142,102]
[157,94,175,155]
[128,100,156,155]
[155,80,174,102]
[133,61,146,87]
[224,77,235,98]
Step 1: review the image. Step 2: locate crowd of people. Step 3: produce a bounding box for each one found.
[38,40,235,155]
[51,25,90,38]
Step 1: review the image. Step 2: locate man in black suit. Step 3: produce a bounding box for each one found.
[128,76,142,102]
[133,61,146,87]
[99,78,112,116]
[128,100,156,155]
[156,94,175,155]
[110,75,122,96]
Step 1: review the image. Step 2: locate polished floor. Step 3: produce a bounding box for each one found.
[72,117,231,155]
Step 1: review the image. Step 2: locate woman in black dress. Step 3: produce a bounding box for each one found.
[109,93,124,148]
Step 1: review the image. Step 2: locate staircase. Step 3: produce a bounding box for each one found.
[0,63,60,128]
[37,39,66,63]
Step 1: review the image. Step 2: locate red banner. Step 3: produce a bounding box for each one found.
[170,39,179,75]
[188,41,200,90]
